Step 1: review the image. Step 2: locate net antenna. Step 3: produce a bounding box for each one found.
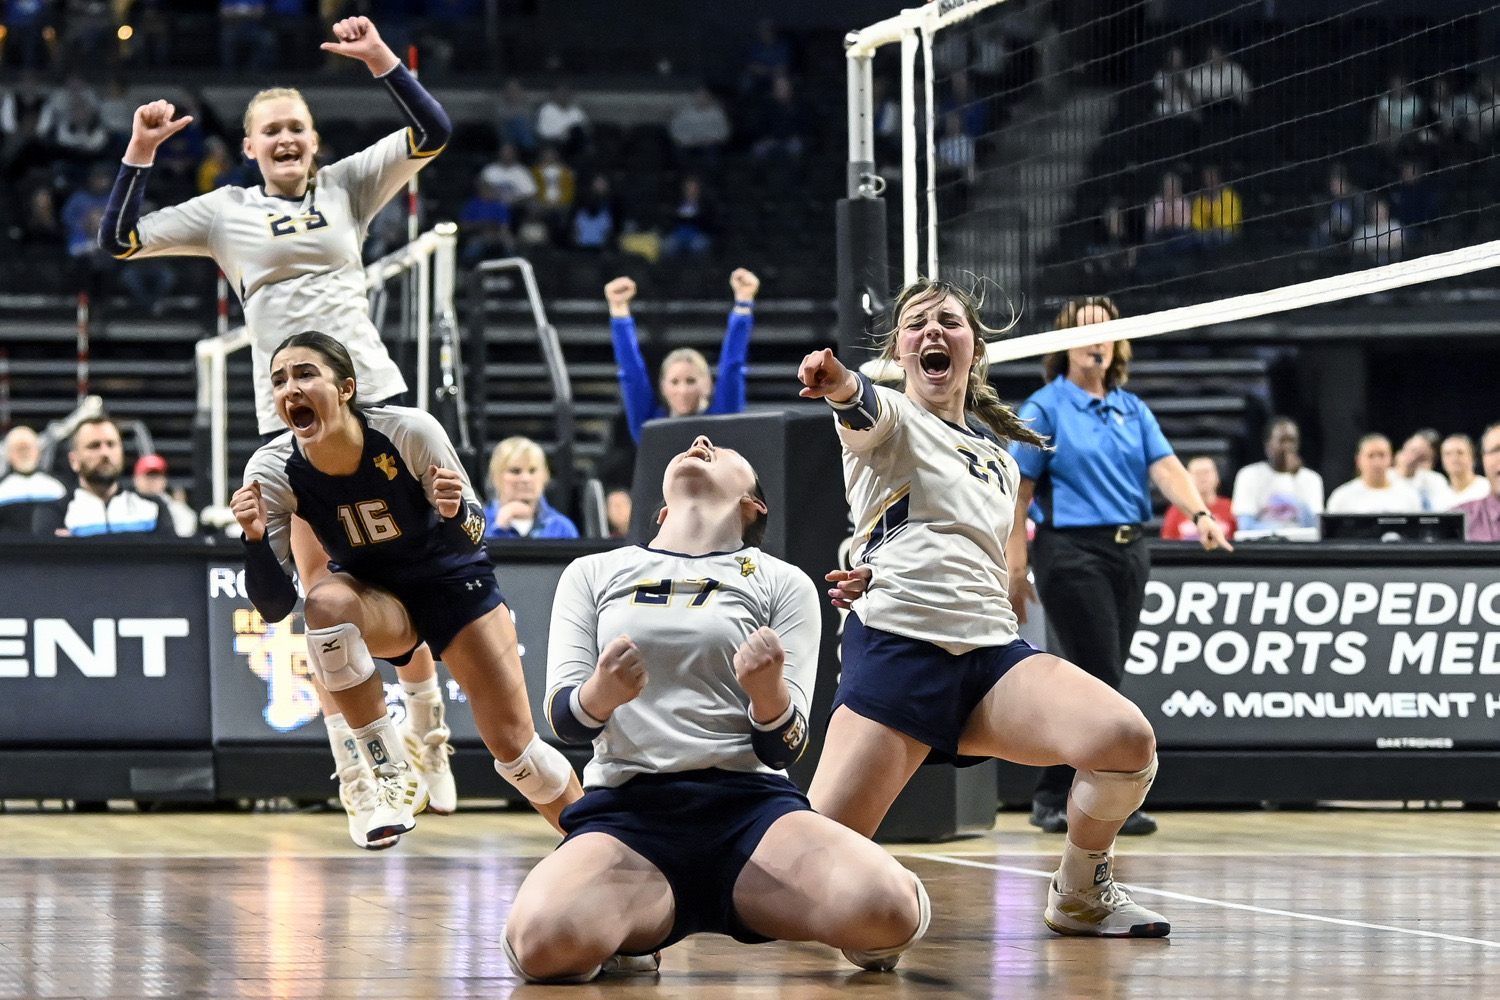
[846,0,1500,376]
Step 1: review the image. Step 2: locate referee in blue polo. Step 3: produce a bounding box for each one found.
[1005,295,1231,837]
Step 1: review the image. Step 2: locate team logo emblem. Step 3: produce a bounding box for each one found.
[374,453,399,480]
[735,555,757,577]
[462,508,485,544]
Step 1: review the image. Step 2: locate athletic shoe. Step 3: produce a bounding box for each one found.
[336,763,399,850]
[1044,875,1170,937]
[843,869,931,971]
[1029,802,1069,834]
[403,723,457,815]
[366,760,428,845]
[600,952,661,975]
[1118,809,1158,836]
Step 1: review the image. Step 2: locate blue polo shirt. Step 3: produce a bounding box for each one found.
[1011,376,1174,528]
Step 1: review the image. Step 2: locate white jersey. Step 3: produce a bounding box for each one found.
[546,545,820,790]
[833,380,1020,654]
[122,131,433,433]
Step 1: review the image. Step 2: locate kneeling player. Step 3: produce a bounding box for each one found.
[502,437,929,982]
[232,331,582,846]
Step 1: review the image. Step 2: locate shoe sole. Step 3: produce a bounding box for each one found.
[1044,915,1171,938]
[367,791,429,844]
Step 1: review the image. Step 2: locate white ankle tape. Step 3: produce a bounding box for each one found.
[494,733,573,804]
[306,622,377,692]
[1073,755,1157,823]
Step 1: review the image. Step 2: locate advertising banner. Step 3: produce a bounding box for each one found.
[1124,566,1500,749]
[0,554,209,744]
[207,562,567,745]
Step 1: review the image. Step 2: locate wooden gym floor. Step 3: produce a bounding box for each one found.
[0,803,1497,999]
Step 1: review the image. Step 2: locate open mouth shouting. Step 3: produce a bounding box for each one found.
[287,403,317,433]
[918,346,953,377]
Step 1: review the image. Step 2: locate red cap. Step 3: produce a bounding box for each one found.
[134,454,168,476]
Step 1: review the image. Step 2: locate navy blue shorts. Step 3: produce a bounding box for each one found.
[379,569,504,658]
[557,769,812,952]
[834,613,1041,766]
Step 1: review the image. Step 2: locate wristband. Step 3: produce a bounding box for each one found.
[1191,510,1212,523]
[734,300,754,308]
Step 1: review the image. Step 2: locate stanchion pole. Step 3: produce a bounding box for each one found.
[0,347,11,432]
[76,292,90,404]
[216,270,229,338]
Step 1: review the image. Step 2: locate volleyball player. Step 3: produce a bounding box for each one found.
[231,332,583,848]
[502,436,928,983]
[99,16,459,843]
[799,278,1169,938]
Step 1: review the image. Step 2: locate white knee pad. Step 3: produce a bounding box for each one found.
[494,733,574,805]
[305,622,378,692]
[1072,755,1157,824]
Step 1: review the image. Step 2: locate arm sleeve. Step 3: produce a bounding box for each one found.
[544,559,603,738]
[1009,399,1054,481]
[101,165,218,259]
[707,309,752,416]
[240,449,299,621]
[611,316,657,443]
[242,534,299,622]
[318,65,452,229]
[547,685,606,744]
[828,375,901,453]
[1139,402,1175,465]
[384,409,486,551]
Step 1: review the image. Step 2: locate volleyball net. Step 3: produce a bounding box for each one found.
[842,0,1500,361]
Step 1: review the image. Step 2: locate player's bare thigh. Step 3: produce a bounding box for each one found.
[956,652,1154,771]
[302,572,420,659]
[807,706,927,838]
[506,831,675,974]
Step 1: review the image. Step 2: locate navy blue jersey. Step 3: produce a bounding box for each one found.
[241,406,488,621]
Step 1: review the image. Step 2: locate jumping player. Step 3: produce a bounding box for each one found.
[502,436,929,983]
[231,332,583,848]
[799,278,1170,938]
[99,16,459,843]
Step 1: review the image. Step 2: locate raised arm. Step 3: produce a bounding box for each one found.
[606,277,656,442]
[709,268,759,416]
[100,100,207,259]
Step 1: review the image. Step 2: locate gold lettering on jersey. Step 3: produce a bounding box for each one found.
[461,507,485,545]
[336,500,403,546]
[956,445,1009,493]
[630,579,721,607]
[374,453,399,480]
[266,208,332,238]
[782,712,807,751]
[735,555,757,577]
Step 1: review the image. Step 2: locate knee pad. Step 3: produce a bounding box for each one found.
[494,733,574,805]
[1072,755,1157,824]
[306,622,378,692]
[502,927,600,985]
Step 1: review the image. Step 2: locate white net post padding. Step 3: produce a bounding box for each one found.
[194,224,459,516]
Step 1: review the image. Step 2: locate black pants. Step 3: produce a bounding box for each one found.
[1030,526,1150,808]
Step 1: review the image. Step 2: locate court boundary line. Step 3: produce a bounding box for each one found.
[920,849,1500,859]
[915,853,1500,950]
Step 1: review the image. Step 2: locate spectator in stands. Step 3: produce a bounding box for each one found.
[220,0,275,72]
[661,174,716,258]
[1393,428,1454,511]
[38,76,107,180]
[1441,433,1491,507]
[526,143,575,245]
[1140,172,1193,279]
[484,437,578,540]
[1187,43,1252,113]
[605,268,758,443]
[132,453,197,536]
[605,487,631,539]
[1456,423,1500,541]
[1083,198,1136,283]
[60,0,115,68]
[1389,159,1438,245]
[0,426,66,536]
[34,416,175,537]
[1190,164,1241,247]
[1325,433,1424,514]
[14,184,62,248]
[1371,73,1425,155]
[1231,416,1324,531]
[570,174,616,252]
[98,77,135,153]
[1351,198,1403,266]
[1161,456,1235,542]
[1151,45,1198,122]
[197,136,234,192]
[495,78,538,156]
[3,0,54,71]
[61,163,117,303]
[751,75,810,161]
[741,18,791,95]
[458,172,515,265]
[1311,162,1365,249]
[669,86,731,172]
[1,71,50,176]
[941,71,988,139]
[481,143,538,211]
[535,85,589,161]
